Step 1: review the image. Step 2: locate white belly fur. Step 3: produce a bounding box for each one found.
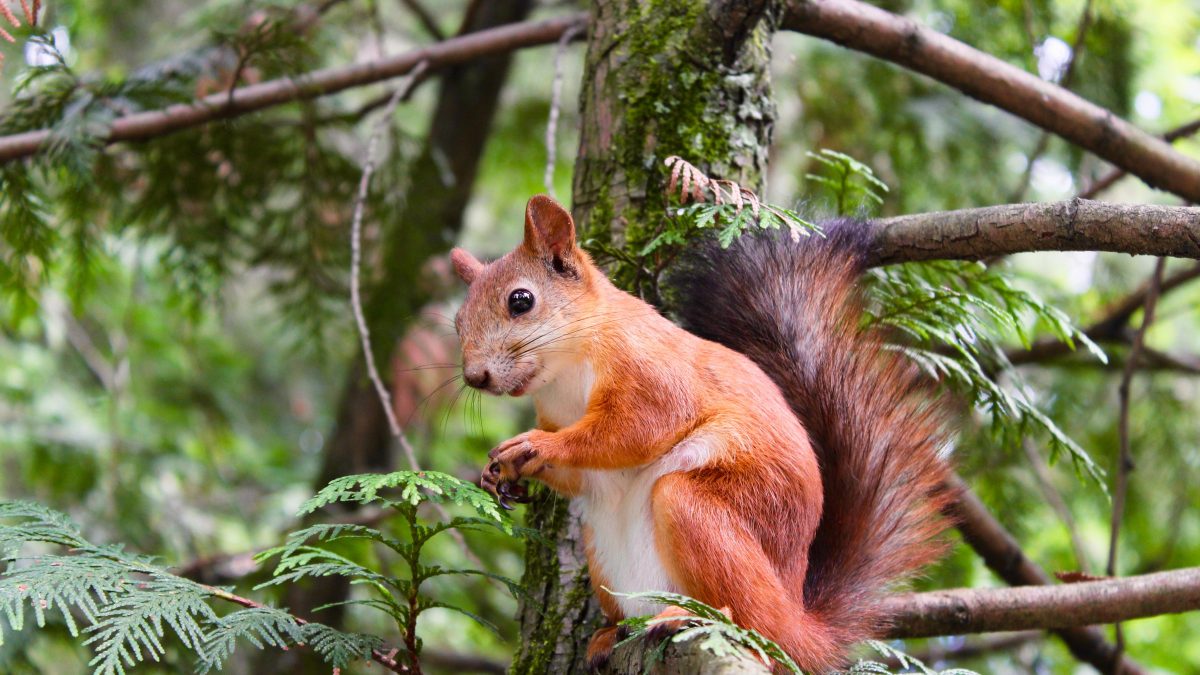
[532,357,715,617]
[581,435,715,618]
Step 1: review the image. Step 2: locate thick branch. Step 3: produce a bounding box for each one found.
[865,199,1200,267]
[782,0,1200,202]
[883,567,1200,638]
[0,13,586,164]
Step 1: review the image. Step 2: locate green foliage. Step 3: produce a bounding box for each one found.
[0,500,385,674]
[866,259,1108,484]
[2,1,1199,673]
[853,641,979,675]
[256,470,528,671]
[613,590,802,674]
[804,149,889,216]
[589,156,819,303]
[1,469,528,673]
[612,592,980,675]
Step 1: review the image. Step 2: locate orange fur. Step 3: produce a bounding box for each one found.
[453,195,954,672]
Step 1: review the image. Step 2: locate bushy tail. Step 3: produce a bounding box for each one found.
[671,222,956,666]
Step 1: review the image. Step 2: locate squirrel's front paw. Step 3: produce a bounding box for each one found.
[482,433,544,509]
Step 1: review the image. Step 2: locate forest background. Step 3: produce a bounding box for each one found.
[1,0,1200,673]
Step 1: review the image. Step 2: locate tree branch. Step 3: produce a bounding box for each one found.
[1080,118,1200,199]
[946,475,1144,674]
[0,13,587,164]
[883,567,1200,638]
[782,0,1200,202]
[886,631,1042,668]
[398,0,446,41]
[1107,257,1167,656]
[865,199,1200,267]
[603,562,1200,674]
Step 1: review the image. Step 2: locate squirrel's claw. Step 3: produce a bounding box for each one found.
[494,479,531,510]
[482,459,530,509]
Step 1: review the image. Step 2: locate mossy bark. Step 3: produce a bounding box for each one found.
[511,2,780,673]
[572,0,778,300]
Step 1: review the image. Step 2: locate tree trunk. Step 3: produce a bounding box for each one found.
[511,2,780,672]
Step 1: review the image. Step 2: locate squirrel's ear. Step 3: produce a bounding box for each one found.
[523,195,578,274]
[450,248,483,285]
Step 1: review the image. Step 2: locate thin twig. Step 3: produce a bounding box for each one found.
[883,631,1043,668]
[206,585,410,673]
[543,23,584,195]
[1107,256,1168,662]
[1021,438,1092,572]
[350,60,429,448]
[399,0,445,41]
[346,58,496,584]
[1079,118,1200,199]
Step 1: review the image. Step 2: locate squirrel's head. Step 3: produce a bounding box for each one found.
[450,195,598,397]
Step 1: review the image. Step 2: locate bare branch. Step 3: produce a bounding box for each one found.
[1080,118,1200,199]
[883,567,1200,638]
[866,199,1200,267]
[399,0,446,41]
[947,475,1144,674]
[0,13,587,164]
[886,631,1042,668]
[543,23,585,195]
[782,0,1200,202]
[1107,257,1167,656]
[350,62,429,448]
[601,561,1200,674]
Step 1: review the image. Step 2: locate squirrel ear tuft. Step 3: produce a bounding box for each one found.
[523,195,577,268]
[450,248,484,285]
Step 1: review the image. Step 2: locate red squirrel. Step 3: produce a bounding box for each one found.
[450,195,954,672]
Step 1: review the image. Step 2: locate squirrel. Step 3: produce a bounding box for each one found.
[449,194,955,673]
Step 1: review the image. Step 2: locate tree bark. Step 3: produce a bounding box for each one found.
[512,2,781,672]
[883,567,1200,638]
[600,565,1200,673]
[571,0,778,301]
[865,199,1200,266]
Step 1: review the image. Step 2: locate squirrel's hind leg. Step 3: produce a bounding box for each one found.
[650,472,842,673]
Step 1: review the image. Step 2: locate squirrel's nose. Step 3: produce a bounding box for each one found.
[464,366,490,389]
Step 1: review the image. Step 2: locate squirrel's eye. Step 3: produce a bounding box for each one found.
[508,288,535,316]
